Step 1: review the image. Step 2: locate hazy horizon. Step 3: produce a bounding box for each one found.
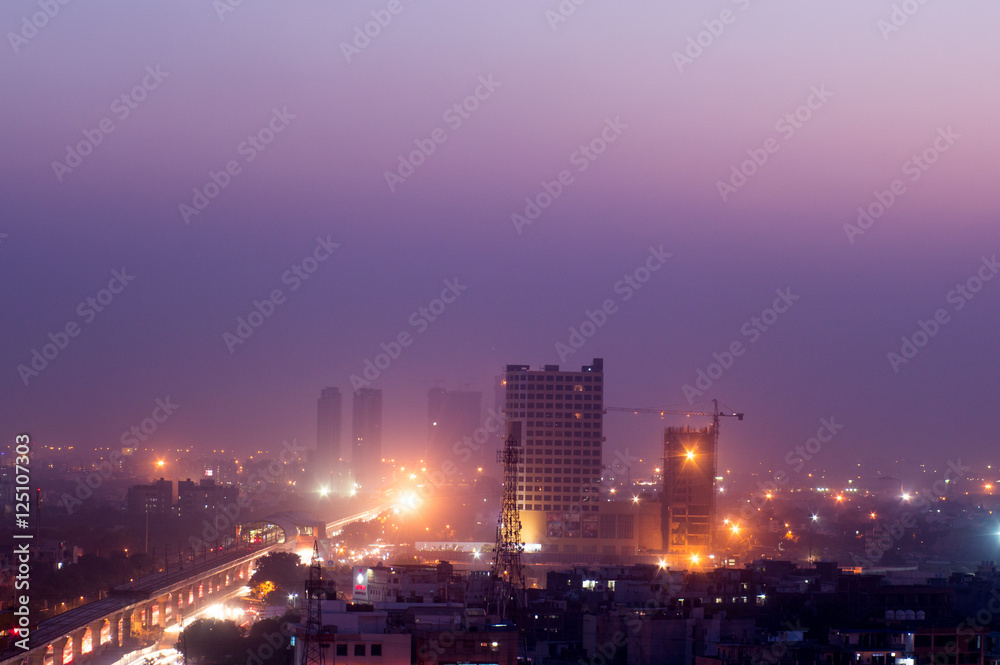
[3,1,999,481]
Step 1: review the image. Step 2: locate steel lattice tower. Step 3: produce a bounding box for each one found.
[301,541,326,665]
[488,429,526,624]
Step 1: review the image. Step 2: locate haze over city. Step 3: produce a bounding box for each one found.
[3,2,1000,481]
[4,3,1000,665]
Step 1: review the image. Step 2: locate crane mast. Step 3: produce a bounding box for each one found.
[605,399,744,555]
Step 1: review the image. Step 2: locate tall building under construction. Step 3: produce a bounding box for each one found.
[661,425,717,557]
[501,358,668,560]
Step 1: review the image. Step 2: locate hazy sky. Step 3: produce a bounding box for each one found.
[2,1,998,479]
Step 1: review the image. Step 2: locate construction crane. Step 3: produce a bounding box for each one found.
[605,398,743,430]
[605,399,744,555]
[603,398,744,483]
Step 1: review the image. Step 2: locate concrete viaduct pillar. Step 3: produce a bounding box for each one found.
[156,595,169,628]
[52,636,68,665]
[70,627,86,663]
[140,602,153,632]
[116,611,129,648]
[88,619,105,650]
[122,610,136,648]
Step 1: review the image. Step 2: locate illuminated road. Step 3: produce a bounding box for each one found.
[0,505,386,665]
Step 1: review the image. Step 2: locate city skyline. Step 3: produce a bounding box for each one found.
[5,4,1000,665]
[3,2,1000,481]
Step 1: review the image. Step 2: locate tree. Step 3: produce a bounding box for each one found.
[177,618,246,665]
[249,552,305,595]
[252,580,276,600]
[245,617,294,665]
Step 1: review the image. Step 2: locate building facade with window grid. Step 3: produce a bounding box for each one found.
[503,358,606,550]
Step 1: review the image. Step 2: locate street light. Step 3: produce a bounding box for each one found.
[809,513,818,562]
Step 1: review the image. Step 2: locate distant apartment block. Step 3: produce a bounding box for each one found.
[126,478,173,515]
[177,477,237,517]
[352,388,383,489]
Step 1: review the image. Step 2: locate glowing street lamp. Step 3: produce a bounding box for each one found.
[809,514,818,562]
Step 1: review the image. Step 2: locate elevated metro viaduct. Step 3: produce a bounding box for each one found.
[0,509,362,665]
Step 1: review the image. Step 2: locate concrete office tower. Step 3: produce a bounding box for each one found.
[662,425,717,557]
[317,387,342,466]
[352,388,383,489]
[427,387,482,465]
[316,387,349,492]
[503,358,604,552]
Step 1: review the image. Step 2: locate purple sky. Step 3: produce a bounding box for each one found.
[2,0,999,480]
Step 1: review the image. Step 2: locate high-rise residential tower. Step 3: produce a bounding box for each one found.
[427,387,482,464]
[316,387,342,469]
[503,358,604,548]
[352,388,382,488]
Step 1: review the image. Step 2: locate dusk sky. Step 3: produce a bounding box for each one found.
[2,1,999,479]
